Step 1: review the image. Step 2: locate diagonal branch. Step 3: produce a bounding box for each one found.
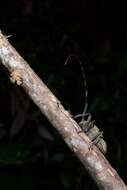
[0,31,126,190]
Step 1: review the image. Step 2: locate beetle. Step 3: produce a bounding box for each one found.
[65,55,107,154]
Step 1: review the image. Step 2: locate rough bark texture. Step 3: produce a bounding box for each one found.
[0,31,127,190]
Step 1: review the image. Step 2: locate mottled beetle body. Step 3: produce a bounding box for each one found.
[79,117,107,154]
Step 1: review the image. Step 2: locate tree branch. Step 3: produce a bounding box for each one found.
[0,31,126,190]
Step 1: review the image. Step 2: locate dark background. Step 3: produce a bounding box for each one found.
[0,0,127,189]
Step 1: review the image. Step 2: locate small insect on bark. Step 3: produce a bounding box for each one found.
[65,55,107,154]
[10,70,22,86]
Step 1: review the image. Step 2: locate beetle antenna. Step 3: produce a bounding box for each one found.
[65,54,88,120]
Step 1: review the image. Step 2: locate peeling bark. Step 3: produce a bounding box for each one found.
[0,31,127,190]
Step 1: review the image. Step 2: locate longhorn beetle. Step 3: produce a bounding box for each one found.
[65,55,107,154]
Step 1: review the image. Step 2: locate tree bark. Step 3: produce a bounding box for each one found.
[0,31,127,190]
